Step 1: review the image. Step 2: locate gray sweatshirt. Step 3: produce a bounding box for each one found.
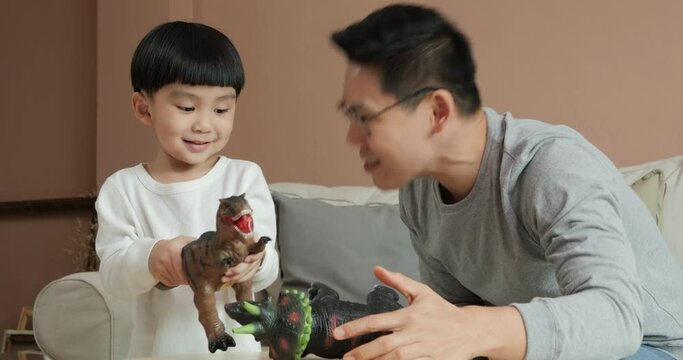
[399,108,683,359]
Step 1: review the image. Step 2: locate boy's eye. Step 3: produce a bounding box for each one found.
[215,108,231,114]
[177,106,195,112]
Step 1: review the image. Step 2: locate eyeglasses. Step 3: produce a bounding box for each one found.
[337,86,440,129]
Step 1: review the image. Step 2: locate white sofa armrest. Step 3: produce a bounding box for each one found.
[33,272,134,360]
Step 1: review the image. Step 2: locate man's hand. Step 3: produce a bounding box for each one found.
[149,235,195,287]
[221,233,267,284]
[332,266,526,360]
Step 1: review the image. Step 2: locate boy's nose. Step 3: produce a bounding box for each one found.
[191,113,211,133]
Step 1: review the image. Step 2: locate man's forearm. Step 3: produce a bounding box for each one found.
[462,305,527,360]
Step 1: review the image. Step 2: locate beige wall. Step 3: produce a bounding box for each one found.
[96,0,683,187]
[2,0,683,351]
[0,0,96,351]
[96,0,190,184]
[1,1,96,201]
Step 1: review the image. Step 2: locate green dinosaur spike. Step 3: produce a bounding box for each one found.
[242,301,261,316]
[233,323,258,334]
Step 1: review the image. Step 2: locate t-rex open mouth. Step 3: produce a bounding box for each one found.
[223,209,253,237]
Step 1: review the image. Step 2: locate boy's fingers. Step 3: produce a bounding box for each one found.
[225,262,248,276]
[173,253,185,283]
[244,251,265,263]
[158,274,171,286]
[226,261,259,281]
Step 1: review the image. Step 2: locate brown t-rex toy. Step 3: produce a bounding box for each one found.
[156,193,271,353]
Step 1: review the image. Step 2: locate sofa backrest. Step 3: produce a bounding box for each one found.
[269,154,683,293]
[267,183,418,305]
[619,155,683,266]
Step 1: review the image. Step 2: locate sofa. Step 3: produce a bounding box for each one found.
[33,155,683,360]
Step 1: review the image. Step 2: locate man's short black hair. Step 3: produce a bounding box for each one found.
[332,4,481,116]
[131,21,245,96]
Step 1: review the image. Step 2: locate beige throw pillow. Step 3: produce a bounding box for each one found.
[630,169,666,230]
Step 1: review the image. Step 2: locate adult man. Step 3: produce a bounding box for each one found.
[331,4,683,359]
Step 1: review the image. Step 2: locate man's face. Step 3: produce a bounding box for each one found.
[340,64,433,189]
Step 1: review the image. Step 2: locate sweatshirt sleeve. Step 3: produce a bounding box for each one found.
[95,178,161,299]
[243,164,279,292]
[512,140,643,359]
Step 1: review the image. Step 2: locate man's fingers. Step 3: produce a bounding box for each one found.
[342,336,391,360]
[374,266,424,303]
[375,342,429,360]
[334,311,403,340]
[343,329,432,360]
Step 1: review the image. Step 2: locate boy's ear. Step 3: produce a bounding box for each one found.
[429,89,456,135]
[132,92,152,125]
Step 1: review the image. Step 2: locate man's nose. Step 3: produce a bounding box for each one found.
[346,120,366,145]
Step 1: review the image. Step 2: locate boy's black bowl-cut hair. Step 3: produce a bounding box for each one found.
[131,21,245,96]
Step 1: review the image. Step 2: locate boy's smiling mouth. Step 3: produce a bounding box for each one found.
[183,139,211,152]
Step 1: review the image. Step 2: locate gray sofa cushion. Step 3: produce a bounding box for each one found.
[272,191,419,305]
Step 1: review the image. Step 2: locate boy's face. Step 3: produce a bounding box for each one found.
[339,64,434,189]
[135,84,237,170]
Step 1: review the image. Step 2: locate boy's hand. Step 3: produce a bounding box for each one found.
[221,233,267,284]
[149,235,195,287]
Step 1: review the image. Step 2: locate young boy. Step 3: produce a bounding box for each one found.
[330,4,683,360]
[95,21,278,357]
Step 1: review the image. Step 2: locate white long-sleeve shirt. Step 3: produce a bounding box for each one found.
[95,156,278,357]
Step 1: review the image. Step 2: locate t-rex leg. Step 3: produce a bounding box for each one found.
[193,288,236,352]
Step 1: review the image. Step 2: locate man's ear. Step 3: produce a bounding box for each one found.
[132,91,152,125]
[429,89,456,134]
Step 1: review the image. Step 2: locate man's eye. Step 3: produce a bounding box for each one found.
[177,106,194,112]
[215,108,230,114]
[343,109,368,124]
